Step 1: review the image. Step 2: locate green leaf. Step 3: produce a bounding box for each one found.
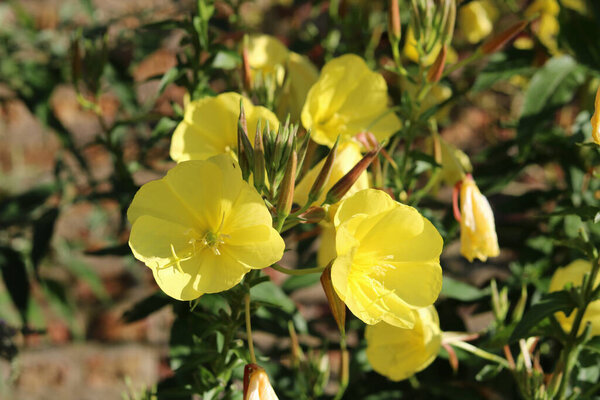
[441,276,490,301]
[151,117,178,138]
[473,51,535,92]
[211,50,241,70]
[475,364,504,381]
[0,247,30,324]
[509,290,575,342]
[251,281,295,313]
[281,274,321,294]
[122,290,171,323]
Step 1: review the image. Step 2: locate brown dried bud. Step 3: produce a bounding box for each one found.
[297,206,326,224]
[308,136,339,204]
[427,45,447,83]
[325,147,380,204]
[388,0,401,44]
[481,21,528,55]
[320,265,346,334]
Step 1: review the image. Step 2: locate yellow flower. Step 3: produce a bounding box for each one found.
[331,189,443,328]
[170,92,279,162]
[366,306,442,381]
[277,52,319,122]
[245,34,288,85]
[525,0,560,54]
[128,155,285,300]
[458,0,499,43]
[244,364,279,400]
[591,84,600,145]
[301,54,402,148]
[459,175,499,262]
[550,260,600,337]
[439,137,472,186]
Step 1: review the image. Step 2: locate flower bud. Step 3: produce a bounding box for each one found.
[297,206,326,224]
[325,147,380,205]
[243,364,279,400]
[320,264,346,334]
[308,137,339,204]
[254,121,266,192]
[591,84,600,145]
[238,102,253,181]
[427,45,447,83]
[276,150,297,220]
[481,20,528,55]
[388,0,402,44]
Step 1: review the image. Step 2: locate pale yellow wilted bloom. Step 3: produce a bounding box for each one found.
[301,54,402,148]
[366,306,442,381]
[244,364,279,400]
[170,92,279,162]
[331,189,443,328]
[591,85,600,145]
[550,260,600,337]
[128,155,285,300]
[458,175,500,262]
[458,0,499,44]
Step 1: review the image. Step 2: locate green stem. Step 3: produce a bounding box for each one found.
[245,294,257,364]
[441,50,482,79]
[333,333,348,400]
[451,341,510,369]
[270,263,326,276]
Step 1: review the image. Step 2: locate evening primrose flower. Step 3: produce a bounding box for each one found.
[331,189,443,328]
[301,54,402,148]
[591,84,600,145]
[366,306,442,381]
[170,92,279,162]
[550,260,600,337]
[128,155,285,300]
[458,0,499,43]
[457,175,499,262]
[243,364,279,400]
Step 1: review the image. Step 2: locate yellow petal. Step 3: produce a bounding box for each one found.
[224,225,285,269]
[277,52,319,122]
[550,259,600,337]
[591,84,600,145]
[366,306,442,381]
[170,92,279,162]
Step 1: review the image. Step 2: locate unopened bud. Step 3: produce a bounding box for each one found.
[427,44,447,83]
[296,129,312,179]
[277,151,297,220]
[297,206,326,224]
[388,0,401,43]
[254,121,265,192]
[238,102,253,181]
[481,21,528,55]
[308,137,339,204]
[320,265,346,334]
[325,147,380,204]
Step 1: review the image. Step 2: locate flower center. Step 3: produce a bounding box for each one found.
[200,230,228,255]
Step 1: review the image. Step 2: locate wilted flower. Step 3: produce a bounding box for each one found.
[170,92,279,162]
[591,84,600,145]
[301,54,401,148]
[458,0,499,43]
[331,189,443,328]
[457,175,500,262]
[244,364,279,400]
[128,155,285,300]
[550,259,600,337]
[366,306,442,381]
